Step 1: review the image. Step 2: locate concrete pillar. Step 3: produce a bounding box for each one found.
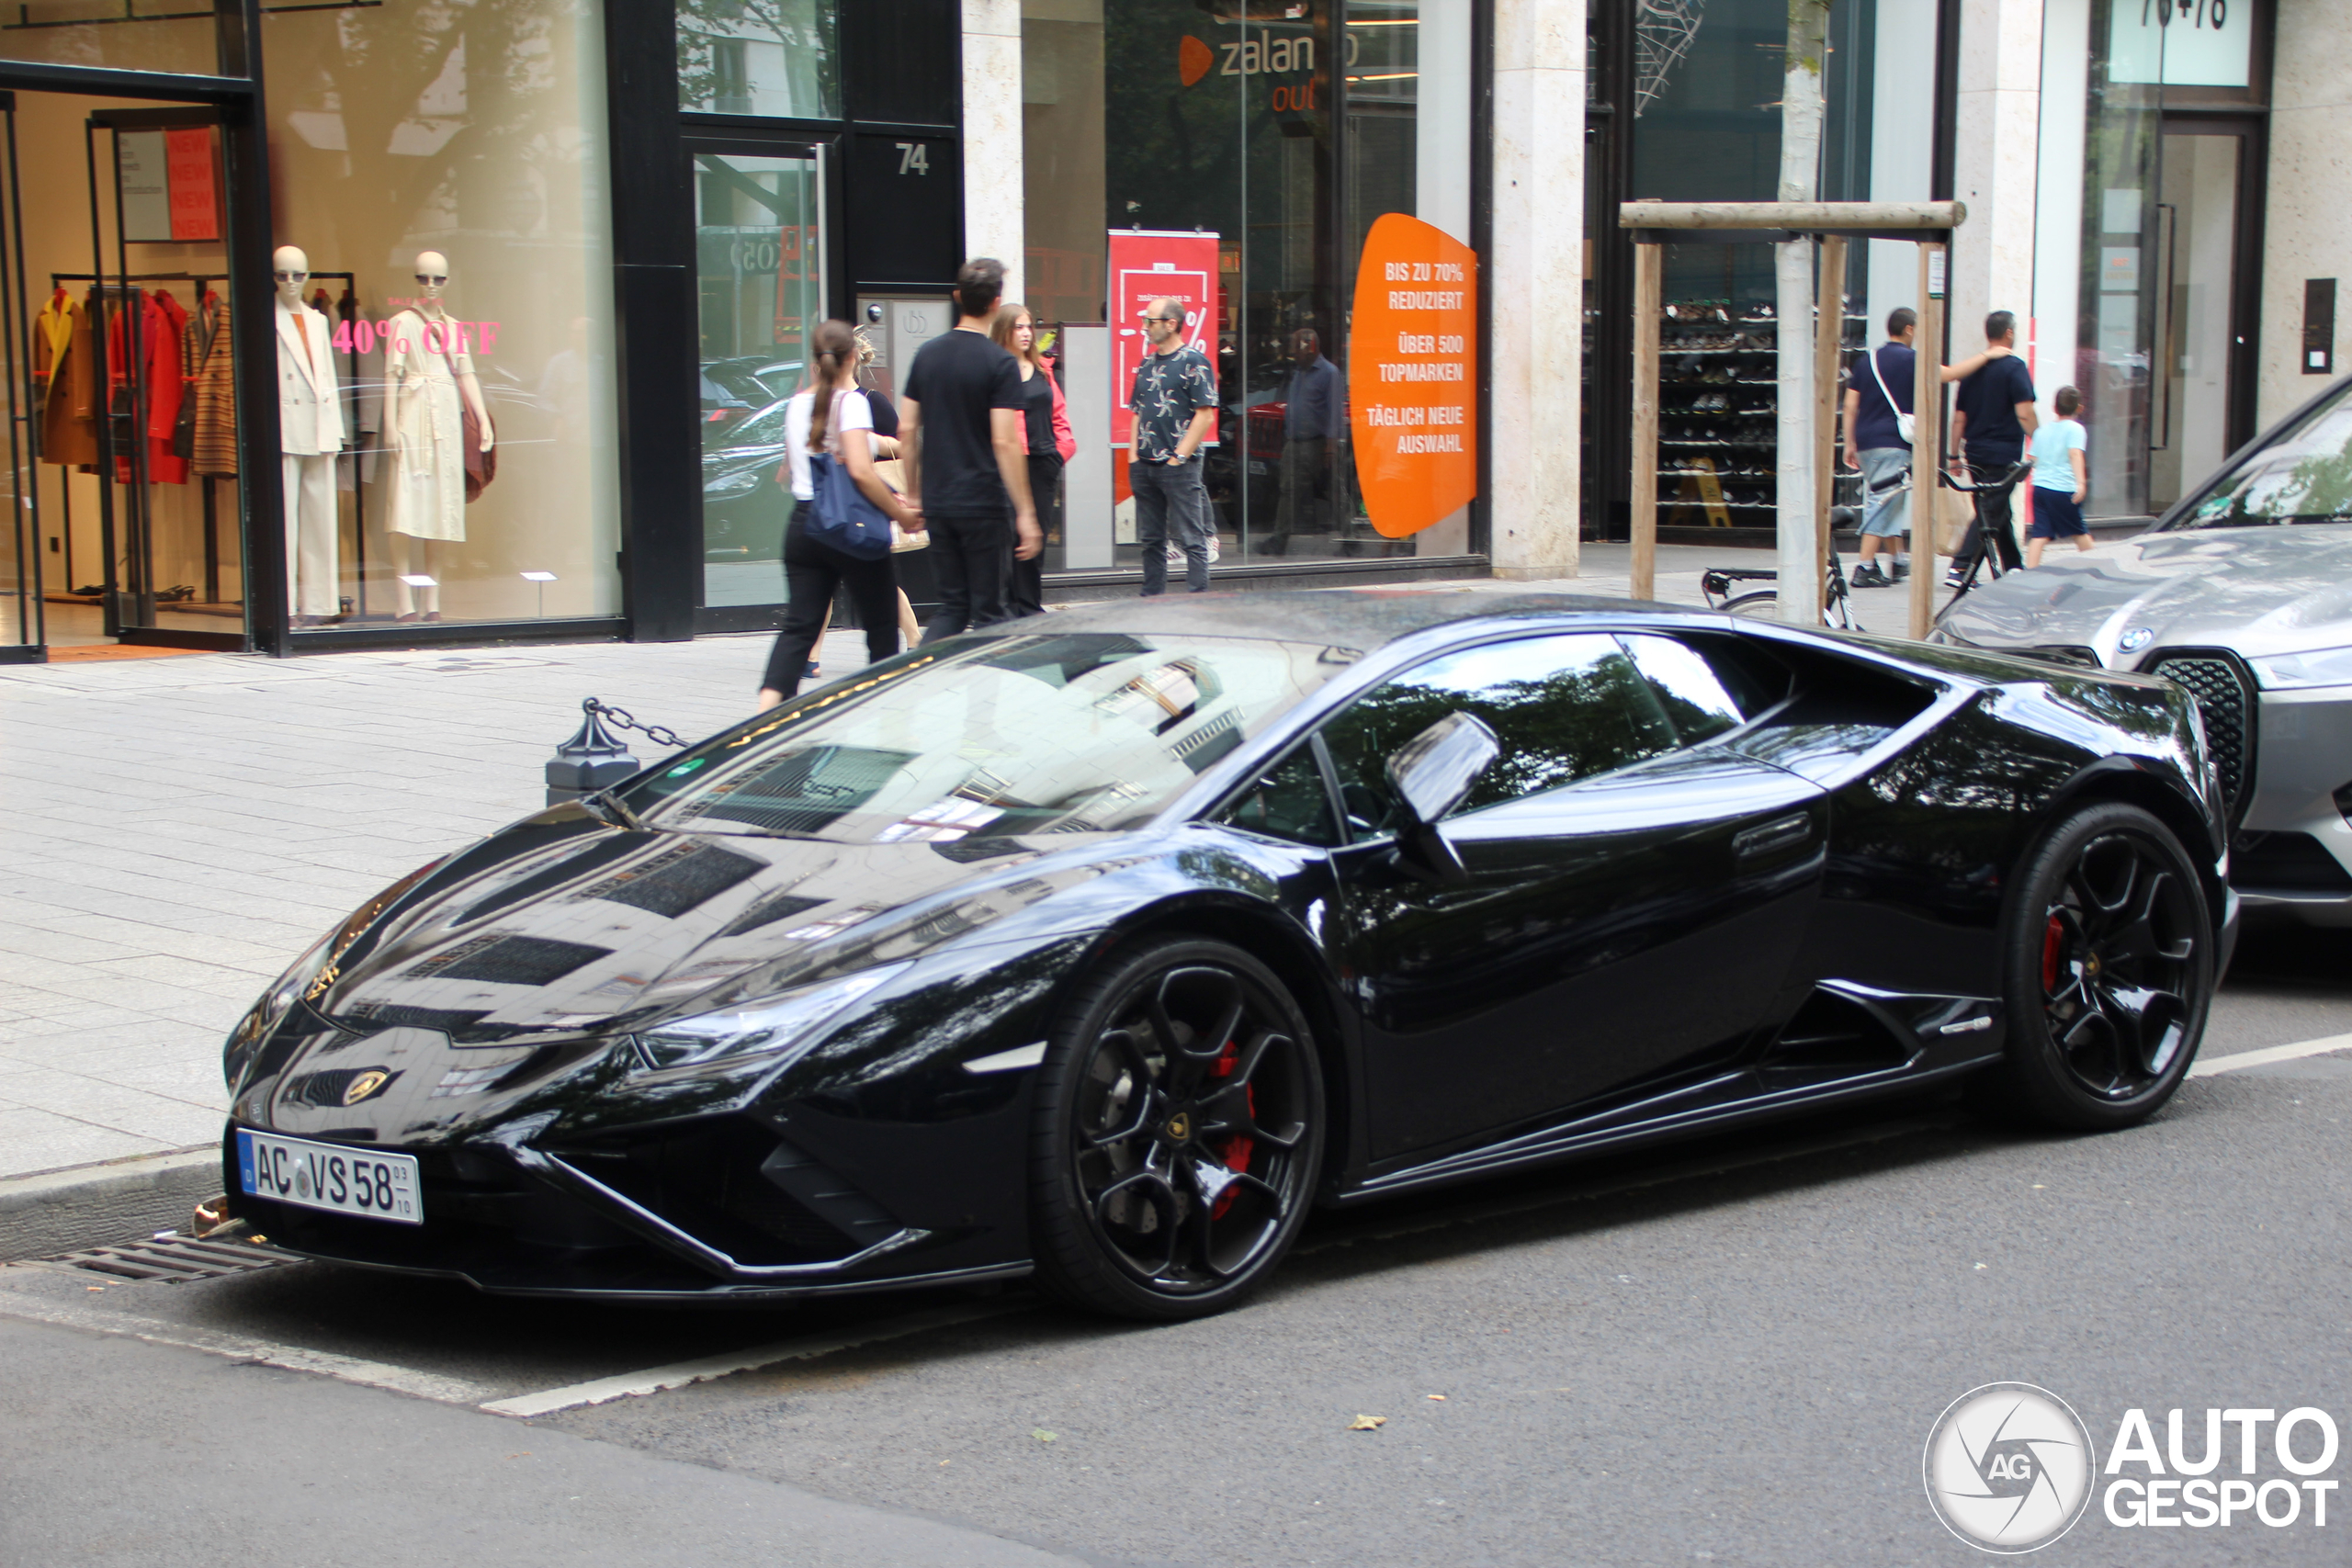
[1951,0,2042,361]
[963,0,1024,299]
[2256,0,2352,427]
[1486,0,1583,580]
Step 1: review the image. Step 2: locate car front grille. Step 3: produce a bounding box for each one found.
[2144,649,2256,821]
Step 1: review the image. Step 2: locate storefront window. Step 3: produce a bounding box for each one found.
[0,1,220,74]
[1035,0,1473,573]
[1627,0,1876,533]
[263,0,624,626]
[677,0,838,118]
[2075,0,2165,520]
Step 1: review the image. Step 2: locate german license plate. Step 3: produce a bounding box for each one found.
[236,1130,422,1225]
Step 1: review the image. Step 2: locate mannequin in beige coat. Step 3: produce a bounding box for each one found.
[275,245,345,626]
[385,250,493,620]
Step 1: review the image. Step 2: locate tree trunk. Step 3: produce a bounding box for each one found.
[1774,2,1832,626]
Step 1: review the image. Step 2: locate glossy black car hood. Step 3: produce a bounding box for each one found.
[311,811,1126,1048]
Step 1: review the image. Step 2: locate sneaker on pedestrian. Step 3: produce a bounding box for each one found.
[1849,564,1890,588]
[1944,567,1968,587]
[1891,559,1910,581]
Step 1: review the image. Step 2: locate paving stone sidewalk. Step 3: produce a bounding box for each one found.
[0,549,1756,1184]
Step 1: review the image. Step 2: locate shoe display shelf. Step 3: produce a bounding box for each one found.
[1654,300,1869,530]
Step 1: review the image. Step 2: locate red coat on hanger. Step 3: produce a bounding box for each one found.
[107,290,188,484]
[148,288,190,484]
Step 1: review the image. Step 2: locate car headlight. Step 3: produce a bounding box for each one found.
[2252,645,2352,689]
[630,963,912,1074]
[224,857,448,1088]
[227,930,336,1076]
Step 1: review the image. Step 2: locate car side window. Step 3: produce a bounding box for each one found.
[1319,634,1680,835]
[1216,744,1342,848]
[1619,634,1748,743]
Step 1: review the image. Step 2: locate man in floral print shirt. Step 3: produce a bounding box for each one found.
[1127,298,1218,594]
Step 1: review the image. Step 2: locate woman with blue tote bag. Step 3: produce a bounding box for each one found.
[756,319,925,708]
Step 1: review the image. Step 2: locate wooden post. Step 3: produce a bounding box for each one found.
[1814,236,1846,589]
[1630,242,1661,601]
[1909,242,1946,638]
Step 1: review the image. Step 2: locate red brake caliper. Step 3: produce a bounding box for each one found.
[2041,914,2066,993]
[1208,1038,1254,1220]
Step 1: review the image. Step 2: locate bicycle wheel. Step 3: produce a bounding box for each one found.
[1722,591,1780,619]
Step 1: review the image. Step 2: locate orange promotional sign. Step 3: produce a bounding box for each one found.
[1349,214,1476,537]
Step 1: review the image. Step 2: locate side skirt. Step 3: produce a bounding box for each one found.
[1336,1029,2004,1205]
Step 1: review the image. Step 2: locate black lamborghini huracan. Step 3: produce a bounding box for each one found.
[222,591,2235,1318]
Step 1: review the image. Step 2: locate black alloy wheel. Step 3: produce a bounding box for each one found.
[1030,938,1325,1320]
[1986,803,2213,1129]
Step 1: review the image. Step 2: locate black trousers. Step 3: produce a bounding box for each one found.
[921,510,1012,643]
[760,502,899,696]
[1009,454,1061,617]
[1952,446,2026,572]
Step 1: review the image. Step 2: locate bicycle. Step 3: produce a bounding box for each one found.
[1697,462,2034,635]
[1937,458,2035,611]
[1698,506,1865,630]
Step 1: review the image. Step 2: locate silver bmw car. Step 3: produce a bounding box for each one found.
[1938,374,2352,927]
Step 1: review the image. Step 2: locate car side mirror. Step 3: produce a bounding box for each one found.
[1382,712,1499,884]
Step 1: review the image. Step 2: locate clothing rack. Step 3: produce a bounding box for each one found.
[51,269,224,608]
[50,268,368,620]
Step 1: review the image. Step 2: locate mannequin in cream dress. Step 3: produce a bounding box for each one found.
[385,250,493,620]
[274,245,345,626]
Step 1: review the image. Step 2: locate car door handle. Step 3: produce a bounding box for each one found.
[1734,813,1813,859]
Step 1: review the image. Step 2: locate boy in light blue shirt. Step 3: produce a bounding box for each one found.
[2025,386,2090,568]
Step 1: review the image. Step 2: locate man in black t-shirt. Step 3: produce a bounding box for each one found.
[1947,310,2038,581]
[902,258,1040,640]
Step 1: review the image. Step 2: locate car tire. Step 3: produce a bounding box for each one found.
[1029,937,1325,1321]
[1980,802,2214,1130]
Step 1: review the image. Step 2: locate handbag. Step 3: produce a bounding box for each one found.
[1867,345,1917,447]
[807,404,894,559]
[442,335,495,502]
[874,458,928,552]
[1934,481,1976,554]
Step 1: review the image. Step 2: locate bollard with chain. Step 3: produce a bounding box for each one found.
[546,697,688,807]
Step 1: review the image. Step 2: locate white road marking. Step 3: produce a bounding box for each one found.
[480,1299,1035,1419]
[2191,1032,2352,1077]
[0,1287,494,1405]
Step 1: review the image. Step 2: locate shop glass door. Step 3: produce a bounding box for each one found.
[0,92,37,659]
[2149,125,2254,513]
[10,96,244,653]
[691,142,824,611]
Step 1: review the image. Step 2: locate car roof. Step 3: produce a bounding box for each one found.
[1024,587,1698,649]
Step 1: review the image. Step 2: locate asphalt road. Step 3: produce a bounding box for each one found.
[3,926,2347,1567]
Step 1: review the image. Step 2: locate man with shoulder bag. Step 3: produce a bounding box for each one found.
[1839,308,2019,589]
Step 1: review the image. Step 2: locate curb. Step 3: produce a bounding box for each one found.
[0,1146,222,1263]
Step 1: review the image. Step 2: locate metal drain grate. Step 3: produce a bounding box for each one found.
[49,1235,291,1282]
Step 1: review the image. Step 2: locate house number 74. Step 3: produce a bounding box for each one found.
[896,141,930,175]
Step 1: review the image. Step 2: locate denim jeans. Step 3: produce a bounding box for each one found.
[1131,455,1213,594]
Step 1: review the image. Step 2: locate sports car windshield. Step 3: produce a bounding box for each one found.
[621,632,1353,842]
[2165,381,2352,529]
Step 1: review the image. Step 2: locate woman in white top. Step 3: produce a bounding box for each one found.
[757,319,925,709]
